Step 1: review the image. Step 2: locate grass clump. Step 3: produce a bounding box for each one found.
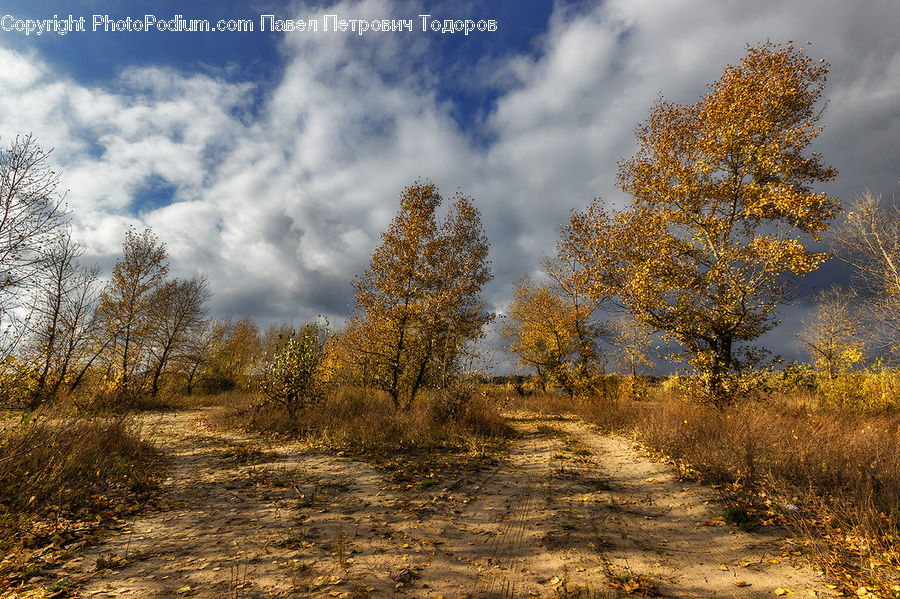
[210,386,514,455]
[0,413,159,557]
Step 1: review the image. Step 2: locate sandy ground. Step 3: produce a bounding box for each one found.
[57,409,834,598]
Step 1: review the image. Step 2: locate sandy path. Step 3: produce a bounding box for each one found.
[59,409,832,598]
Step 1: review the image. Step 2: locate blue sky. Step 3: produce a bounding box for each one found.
[2,0,899,371]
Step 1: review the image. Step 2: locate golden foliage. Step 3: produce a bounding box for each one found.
[500,269,603,395]
[563,42,839,403]
[798,287,865,382]
[202,316,261,392]
[348,181,492,408]
[96,228,169,398]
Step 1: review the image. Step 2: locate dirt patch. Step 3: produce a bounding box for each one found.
[27,409,834,598]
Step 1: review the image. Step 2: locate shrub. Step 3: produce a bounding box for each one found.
[210,385,513,453]
[259,322,328,418]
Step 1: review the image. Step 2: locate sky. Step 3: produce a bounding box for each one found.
[1,0,899,372]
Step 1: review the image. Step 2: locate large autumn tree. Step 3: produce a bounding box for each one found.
[564,42,839,403]
[350,181,492,409]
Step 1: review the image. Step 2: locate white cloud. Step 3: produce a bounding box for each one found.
[1,0,898,366]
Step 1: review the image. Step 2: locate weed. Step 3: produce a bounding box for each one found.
[47,578,73,592]
[722,506,756,532]
[0,415,157,550]
[601,561,658,596]
[336,523,347,569]
[95,554,114,570]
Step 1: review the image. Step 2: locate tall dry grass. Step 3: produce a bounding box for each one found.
[209,386,514,454]
[507,384,900,593]
[0,414,158,547]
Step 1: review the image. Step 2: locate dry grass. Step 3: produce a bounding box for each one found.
[0,413,159,547]
[208,386,514,454]
[507,385,900,594]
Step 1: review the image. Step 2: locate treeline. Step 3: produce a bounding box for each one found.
[0,223,214,409]
[0,140,495,417]
[0,135,219,410]
[4,41,900,416]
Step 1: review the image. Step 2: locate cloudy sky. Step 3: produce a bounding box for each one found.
[2,0,898,371]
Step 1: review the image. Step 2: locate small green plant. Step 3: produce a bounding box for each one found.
[722,506,755,532]
[47,578,73,592]
[259,321,328,419]
[23,566,45,578]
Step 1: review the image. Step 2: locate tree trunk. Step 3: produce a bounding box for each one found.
[706,336,733,408]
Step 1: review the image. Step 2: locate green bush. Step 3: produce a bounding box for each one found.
[259,322,328,417]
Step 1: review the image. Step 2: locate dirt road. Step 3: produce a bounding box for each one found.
[61,410,831,598]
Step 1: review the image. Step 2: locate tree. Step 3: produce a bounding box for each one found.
[830,190,900,353]
[350,181,492,409]
[542,255,608,387]
[26,232,100,408]
[259,321,328,419]
[502,274,577,392]
[201,316,261,392]
[610,314,656,400]
[501,263,605,395]
[563,42,839,404]
[798,287,865,380]
[173,319,215,395]
[96,228,169,397]
[146,276,211,397]
[0,134,68,358]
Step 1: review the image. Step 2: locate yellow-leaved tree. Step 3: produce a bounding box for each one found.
[564,42,840,404]
[96,228,169,399]
[349,181,492,409]
[797,287,864,381]
[501,256,605,395]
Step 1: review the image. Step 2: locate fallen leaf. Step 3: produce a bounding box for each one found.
[774,589,793,596]
[734,581,750,587]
